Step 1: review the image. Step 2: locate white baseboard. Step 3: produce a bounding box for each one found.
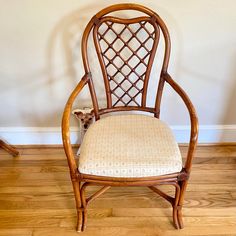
[0,125,235,145]
[173,125,236,143]
[0,127,79,145]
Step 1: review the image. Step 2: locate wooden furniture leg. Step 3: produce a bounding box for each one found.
[0,140,19,157]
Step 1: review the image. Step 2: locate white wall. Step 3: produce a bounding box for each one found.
[0,0,235,144]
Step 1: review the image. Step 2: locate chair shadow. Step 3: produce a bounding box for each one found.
[45,3,113,109]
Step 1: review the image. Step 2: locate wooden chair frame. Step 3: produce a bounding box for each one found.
[62,4,198,232]
[0,140,19,157]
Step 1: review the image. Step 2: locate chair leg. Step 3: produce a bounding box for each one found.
[149,183,184,229]
[172,183,181,229]
[177,205,183,229]
[76,183,111,232]
[0,140,19,157]
[176,180,188,229]
[76,208,84,232]
[80,183,88,231]
[71,181,84,232]
[172,180,188,229]
[173,207,179,229]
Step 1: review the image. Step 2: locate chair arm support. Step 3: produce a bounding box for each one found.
[61,74,89,177]
[163,73,199,172]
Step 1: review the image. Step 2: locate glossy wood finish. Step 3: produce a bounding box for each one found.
[0,145,236,236]
[61,4,198,232]
[0,140,19,157]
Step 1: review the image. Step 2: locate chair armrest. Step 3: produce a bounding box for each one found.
[163,73,199,172]
[61,74,89,178]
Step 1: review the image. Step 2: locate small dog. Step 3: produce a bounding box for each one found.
[72,107,94,155]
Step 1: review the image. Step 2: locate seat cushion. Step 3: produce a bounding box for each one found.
[78,114,182,178]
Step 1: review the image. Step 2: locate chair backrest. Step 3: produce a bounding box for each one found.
[81,4,171,119]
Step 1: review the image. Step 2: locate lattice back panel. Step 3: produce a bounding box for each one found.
[94,17,160,107]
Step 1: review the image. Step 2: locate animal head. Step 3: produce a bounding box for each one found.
[73,109,94,130]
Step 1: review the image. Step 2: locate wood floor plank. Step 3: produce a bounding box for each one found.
[31,226,236,236]
[0,229,32,236]
[0,190,235,210]
[0,183,236,194]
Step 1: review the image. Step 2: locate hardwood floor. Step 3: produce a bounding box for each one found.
[0,145,236,236]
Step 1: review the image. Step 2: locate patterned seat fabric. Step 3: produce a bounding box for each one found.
[78,114,182,178]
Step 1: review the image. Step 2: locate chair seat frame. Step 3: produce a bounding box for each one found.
[62,4,198,232]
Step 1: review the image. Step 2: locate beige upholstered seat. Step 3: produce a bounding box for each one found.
[79,114,182,178]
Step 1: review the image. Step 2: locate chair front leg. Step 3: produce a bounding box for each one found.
[77,182,111,232]
[148,182,183,229]
[172,183,181,229]
[80,183,89,231]
[176,179,188,229]
[70,180,84,232]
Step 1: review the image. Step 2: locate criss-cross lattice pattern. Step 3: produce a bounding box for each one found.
[96,19,157,107]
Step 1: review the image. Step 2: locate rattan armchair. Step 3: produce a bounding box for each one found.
[62,3,198,232]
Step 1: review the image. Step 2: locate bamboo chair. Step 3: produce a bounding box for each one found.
[62,3,198,232]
